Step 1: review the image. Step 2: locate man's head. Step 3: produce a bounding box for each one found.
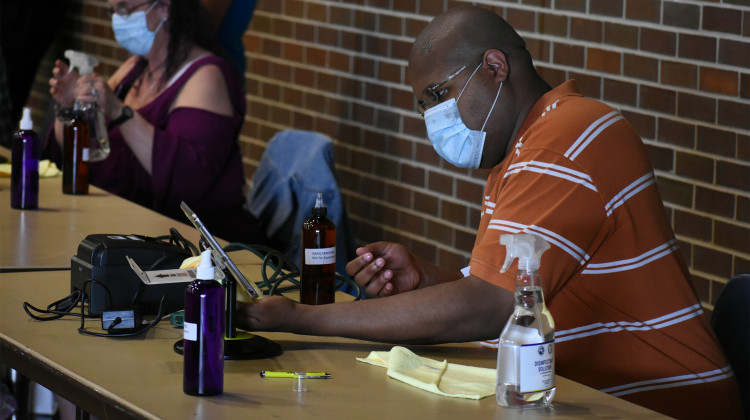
[409,6,547,169]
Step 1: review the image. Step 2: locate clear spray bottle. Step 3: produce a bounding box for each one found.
[496,233,555,408]
[60,50,110,194]
[183,249,225,396]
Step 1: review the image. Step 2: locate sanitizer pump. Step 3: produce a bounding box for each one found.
[496,233,555,408]
[64,49,110,162]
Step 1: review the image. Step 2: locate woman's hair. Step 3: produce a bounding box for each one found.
[163,0,223,81]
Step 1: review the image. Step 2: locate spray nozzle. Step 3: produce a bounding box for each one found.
[196,249,215,280]
[312,192,327,217]
[500,233,550,273]
[19,107,33,131]
[64,50,99,75]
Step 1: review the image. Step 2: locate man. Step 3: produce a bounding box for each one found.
[238,6,742,418]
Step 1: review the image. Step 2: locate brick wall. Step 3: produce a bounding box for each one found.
[26,0,749,311]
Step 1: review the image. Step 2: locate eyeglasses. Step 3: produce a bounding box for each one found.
[107,0,155,17]
[416,65,468,117]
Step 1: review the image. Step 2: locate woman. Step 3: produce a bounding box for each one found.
[48,0,267,245]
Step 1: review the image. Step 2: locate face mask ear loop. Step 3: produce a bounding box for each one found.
[456,63,483,103]
[480,82,503,131]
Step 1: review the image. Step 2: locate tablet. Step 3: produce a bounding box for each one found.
[180,201,262,300]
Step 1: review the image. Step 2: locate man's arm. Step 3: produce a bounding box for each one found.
[237,275,514,344]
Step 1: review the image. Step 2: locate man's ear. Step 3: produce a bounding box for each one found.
[484,49,509,83]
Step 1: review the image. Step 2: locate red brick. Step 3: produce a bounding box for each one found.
[741,74,750,100]
[414,191,439,217]
[693,245,733,279]
[623,54,658,81]
[570,17,602,42]
[506,8,535,32]
[604,22,638,49]
[569,72,601,99]
[700,67,739,96]
[696,186,737,219]
[678,34,717,62]
[626,0,661,22]
[716,160,750,191]
[703,6,743,34]
[690,274,710,305]
[656,176,693,208]
[428,171,454,195]
[739,134,750,161]
[538,12,568,37]
[330,6,351,25]
[418,1,444,16]
[718,100,750,130]
[639,85,676,115]
[640,27,676,55]
[674,210,713,242]
[658,118,695,148]
[675,151,714,183]
[663,1,699,29]
[677,93,716,123]
[442,200,469,226]
[660,60,697,89]
[603,78,637,106]
[553,43,584,68]
[738,196,750,224]
[715,222,750,255]
[587,48,621,74]
[719,39,750,68]
[393,0,417,13]
[622,111,656,139]
[697,126,737,159]
[379,14,402,36]
[538,66,567,88]
[644,144,675,172]
[526,38,551,63]
[591,0,623,17]
[556,0,586,12]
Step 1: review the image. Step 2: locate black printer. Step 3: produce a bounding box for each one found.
[71,234,192,315]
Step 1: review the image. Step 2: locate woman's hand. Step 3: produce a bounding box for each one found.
[345,242,424,298]
[49,59,78,108]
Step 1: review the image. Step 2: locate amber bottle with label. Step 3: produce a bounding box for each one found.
[300,193,336,305]
[62,107,90,195]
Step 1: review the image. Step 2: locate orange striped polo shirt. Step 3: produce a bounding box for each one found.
[469,81,742,419]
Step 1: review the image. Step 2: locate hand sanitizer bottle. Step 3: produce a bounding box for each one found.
[184,249,225,396]
[300,192,336,305]
[496,233,555,408]
[11,108,39,209]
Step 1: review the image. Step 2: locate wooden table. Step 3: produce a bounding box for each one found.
[0,271,666,419]
[0,176,201,271]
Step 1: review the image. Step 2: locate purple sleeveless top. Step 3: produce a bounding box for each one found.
[91,56,263,243]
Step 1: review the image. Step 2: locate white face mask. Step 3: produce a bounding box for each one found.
[424,64,502,169]
[112,2,164,56]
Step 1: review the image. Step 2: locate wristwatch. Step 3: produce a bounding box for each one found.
[110,105,134,127]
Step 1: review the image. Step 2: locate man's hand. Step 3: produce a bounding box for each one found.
[235,296,297,332]
[345,242,424,298]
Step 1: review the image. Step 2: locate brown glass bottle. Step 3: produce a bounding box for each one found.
[62,111,90,195]
[300,193,336,305]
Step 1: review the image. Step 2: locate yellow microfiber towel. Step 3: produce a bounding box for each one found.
[0,160,61,177]
[356,346,496,400]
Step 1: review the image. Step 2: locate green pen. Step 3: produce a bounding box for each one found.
[260,371,331,379]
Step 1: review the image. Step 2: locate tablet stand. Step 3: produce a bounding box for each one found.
[174,269,282,360]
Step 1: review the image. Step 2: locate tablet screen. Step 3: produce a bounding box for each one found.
[180,201,262,299]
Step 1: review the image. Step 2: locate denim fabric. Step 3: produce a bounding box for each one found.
[246,130,357,294]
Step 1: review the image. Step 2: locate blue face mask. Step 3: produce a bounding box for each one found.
[112,2,164,56]
[423,64,502,169]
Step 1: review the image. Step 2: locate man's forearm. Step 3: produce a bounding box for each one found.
[289,276,514,344]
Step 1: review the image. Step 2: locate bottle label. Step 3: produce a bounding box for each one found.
[305,247,335,265]
[184,321,198,341]
[519,340,554,393]
[82,147,90,162]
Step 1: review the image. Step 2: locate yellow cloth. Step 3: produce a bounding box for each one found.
[0,160,61,177]
[356,346,496,400]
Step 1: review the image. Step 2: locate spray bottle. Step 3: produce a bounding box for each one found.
[496,233,555,408]
[300,193,336,305]
[61,51,110,193]
[183,249,225,396]
[10,108,39,209]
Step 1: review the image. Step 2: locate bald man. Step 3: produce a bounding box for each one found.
[238,6,742,418]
